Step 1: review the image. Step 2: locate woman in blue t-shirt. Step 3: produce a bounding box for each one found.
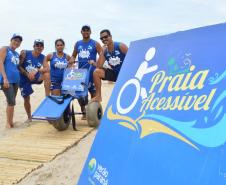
[0,34,23,128]
[43,39,72,96]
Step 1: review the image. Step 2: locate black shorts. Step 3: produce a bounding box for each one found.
[102,69,119,82]
[1,83,18,106]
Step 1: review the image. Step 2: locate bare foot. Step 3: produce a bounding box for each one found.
[5,123,14,129]
[81,114,87,120]
[90,96,102,102]
[24,118,32,124]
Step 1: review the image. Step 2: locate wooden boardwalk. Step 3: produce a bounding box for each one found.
[0,122,94,185]
[0,82,114,184]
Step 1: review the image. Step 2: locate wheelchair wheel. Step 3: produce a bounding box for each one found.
[86,101,103,127]
[48,107,71,131]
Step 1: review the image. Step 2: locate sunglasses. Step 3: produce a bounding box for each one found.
[100,35,109,41]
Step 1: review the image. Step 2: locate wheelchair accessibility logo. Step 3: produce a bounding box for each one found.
[65,69,84,80]
[107,47,226,150]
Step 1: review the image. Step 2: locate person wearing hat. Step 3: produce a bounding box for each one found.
[0,33,23,128]
[18,39,49,123]
[70,25,103,120]
[91,29,128,102]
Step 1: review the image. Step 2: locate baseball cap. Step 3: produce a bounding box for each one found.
[81,25,91,31]
[11,33,23,41]
[34,39,44,46]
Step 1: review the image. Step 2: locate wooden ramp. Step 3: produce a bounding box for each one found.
[0,122,94,185]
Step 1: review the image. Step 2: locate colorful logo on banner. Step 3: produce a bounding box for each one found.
[65,69,86,81]
[107,46,226,150]
[88,158,97,175]
[87,158,109,185]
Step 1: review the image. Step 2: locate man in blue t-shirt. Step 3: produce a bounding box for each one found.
[92,29,128,102]
[18,39,49,123]
[70,25,102,119]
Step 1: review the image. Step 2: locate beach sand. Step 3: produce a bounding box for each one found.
[0,82,114,185]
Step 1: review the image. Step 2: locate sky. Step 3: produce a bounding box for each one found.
[0,0,226,54]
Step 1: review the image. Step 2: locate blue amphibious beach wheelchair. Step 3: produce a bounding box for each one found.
[32,67,103,131]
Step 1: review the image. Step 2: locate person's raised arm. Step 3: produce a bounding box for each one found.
[96,46,106,68]
[0,47,9,88]
[38,56,47,74]
[96,41,103,56]
[18,50,28,77]
[119,43,128,54]
[42,53,52,73]
[66,54,73,68]
[89,41,103,67]
[70,42,78,64]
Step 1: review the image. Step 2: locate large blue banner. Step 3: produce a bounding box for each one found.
[78,23,226,185]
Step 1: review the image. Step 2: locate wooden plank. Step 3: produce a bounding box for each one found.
[0,158,42,184]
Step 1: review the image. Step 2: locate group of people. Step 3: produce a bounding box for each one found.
[0,25,128,128]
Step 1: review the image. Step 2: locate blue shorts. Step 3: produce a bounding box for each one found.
[50,81,62,90]
[88,82,95,94]
[19,78,43,97]
[85,66,96,94]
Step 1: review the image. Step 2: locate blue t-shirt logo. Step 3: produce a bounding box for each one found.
[54,59,68,69]
[10,51,19,65]
[108,56,122,67]
[78,49,90,59]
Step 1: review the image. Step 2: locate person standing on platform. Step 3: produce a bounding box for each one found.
[0,34,23,128]
[70,25,102,120]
